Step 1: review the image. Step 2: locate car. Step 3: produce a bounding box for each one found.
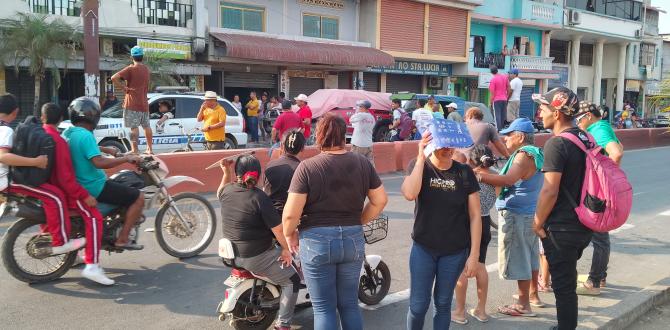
[307,89,394,142]
[62,93,248,153]
[463,102,495,125]
[390,93,467,117]
[655,112,669,127]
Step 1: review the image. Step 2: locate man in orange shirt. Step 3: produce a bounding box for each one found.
[111,46,153,154]
[197,91,227,150]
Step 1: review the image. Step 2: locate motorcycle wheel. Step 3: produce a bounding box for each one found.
[1,218,76,283]
[155,193,217,259]
[230,287,278,330]
[358,260,391,305]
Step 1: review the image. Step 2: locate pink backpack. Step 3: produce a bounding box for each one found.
[559,132,633,232]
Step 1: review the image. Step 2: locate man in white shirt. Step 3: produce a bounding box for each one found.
[411,99,434,135]
[350,100,376,165]
[507,68,523,124]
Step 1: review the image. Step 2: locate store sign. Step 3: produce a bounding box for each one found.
[368,61,451,76]
[625,80,641,92]
[646,81,661,95]
[478,72,492,88]
[137,39,192,60]
[299,0,344,9]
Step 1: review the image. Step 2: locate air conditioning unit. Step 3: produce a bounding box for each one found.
[568,10,581,25]
[635,29,644,38]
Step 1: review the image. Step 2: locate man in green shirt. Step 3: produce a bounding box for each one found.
[575,101,624,296]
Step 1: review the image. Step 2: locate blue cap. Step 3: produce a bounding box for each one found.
[500,118,535,135]
[510,68,520,75]
[130,46,144,57]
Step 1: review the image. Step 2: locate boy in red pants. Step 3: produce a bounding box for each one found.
[0,94,85,257]
[41,102,113,285]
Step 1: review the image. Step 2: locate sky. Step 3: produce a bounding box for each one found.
[658,0,670,34]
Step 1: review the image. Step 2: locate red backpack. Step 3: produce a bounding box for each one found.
[397,109,413,140]
[559,132,633,232]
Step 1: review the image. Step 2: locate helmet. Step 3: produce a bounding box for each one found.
[68,97,101,126]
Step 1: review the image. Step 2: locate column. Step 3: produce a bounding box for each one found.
[541,31,553,93]
[380,73,387,93]
[569,35,582,92]
[592,39,605,104]
[615,42,628,114]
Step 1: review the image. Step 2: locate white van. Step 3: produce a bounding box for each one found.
[88,93,248,152]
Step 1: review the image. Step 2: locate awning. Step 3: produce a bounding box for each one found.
[210,33,395,67]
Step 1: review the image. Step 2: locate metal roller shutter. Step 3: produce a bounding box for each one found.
[363,73,380,92]
[290,77,324,98]
[428,5,467,57]
[338,72,352,89]
[380,0,424,53]
[224,72,277,88]
[386,74,422,94]
[520,86,536,119]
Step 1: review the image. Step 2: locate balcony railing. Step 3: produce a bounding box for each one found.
[510,55,553,71]
[473,52,506,69]
[28,0,80,16]
[130,0,193,28]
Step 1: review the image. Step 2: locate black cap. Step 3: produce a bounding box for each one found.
[281,100,292,110]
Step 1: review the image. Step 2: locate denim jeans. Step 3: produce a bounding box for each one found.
[407,242,468,330]
[588,232,610,288]
[247,116,259,142]
[542,230,592,330]
[299,226,365,330]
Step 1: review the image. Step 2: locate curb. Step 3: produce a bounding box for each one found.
[578,276,670,330]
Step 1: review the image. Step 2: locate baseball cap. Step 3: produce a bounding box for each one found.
[294,94,308,102]
[281,100,292,109]
[510,68,520,75]
[532,87,580,117]
[447,102,458,109]
[576,101,602,120]
[130,46,144,57]
[204,91,218,100]
[356,100,372,109]
[500,118,535,135]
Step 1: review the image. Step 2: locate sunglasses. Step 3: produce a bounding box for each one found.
[575,113,589,122]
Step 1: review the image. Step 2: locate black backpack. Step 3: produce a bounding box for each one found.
[10,116,55,186]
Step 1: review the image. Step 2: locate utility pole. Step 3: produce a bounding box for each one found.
[82,0,100,103]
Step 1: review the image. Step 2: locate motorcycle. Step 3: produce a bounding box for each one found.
[216,215,391,330]
[0,155,217,284]
[262,106,281,135]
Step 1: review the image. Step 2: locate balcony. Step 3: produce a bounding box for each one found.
[473,52,506,70]
[516,0,563,26]
[130,0,192,28]
[510,55,553,71]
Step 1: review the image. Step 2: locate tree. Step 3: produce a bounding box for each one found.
[0,13,79,116]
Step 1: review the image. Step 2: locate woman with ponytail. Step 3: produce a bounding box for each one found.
[217,154,300,330]
[264,130,306,213]
[452,144,497,324]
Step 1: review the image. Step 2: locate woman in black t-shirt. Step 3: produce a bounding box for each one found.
[401,131,482,330]
[217,155,300,330]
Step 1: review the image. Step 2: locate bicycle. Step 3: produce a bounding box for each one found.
[171,124,203,153]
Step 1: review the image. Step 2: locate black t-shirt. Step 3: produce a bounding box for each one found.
[411,159,480,256]
[264,155,300,213]
[542,127,592,232]
[219,184,281,258]
[288,152,382,231]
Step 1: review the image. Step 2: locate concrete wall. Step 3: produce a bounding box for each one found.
[567,9,642,40]
[474,0,514,18]
[207,0,359,41]
[471,22,502,53]
[577,65,595,100]
[602,44,620,79]
[359,0,378,47]
[663,42,670,80]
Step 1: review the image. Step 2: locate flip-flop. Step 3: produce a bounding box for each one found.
[512,294,547,308]
[468,309,489,323]
[450,317,468,325]
[498,304,537,317]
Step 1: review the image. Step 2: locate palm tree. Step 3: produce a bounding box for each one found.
[0,13,79,116]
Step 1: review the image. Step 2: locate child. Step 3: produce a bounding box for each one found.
[155,100,174,134]
[0,94,85,256]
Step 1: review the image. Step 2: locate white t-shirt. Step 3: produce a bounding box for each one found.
[0,126,13,191]
[510,77,523,101]
[349,112,376,148]
[412,108,434,133]
[393,109,402,120]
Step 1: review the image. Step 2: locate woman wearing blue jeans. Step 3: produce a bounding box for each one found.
[401,120,483,330]
[283,114,388,330]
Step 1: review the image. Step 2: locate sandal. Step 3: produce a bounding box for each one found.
[450,317,468,325]
[498,304,537,317]
[512,294,546,308]
[468,308,489,323]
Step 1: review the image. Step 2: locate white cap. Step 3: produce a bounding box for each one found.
[204,91,218,100]
[294,94,308,102]
[447,102,458,109]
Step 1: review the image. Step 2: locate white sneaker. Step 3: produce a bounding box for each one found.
[82,264,115,286]
[51,238,86,255]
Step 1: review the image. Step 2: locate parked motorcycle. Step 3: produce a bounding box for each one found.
[1,155,217,284]
[216,215,391,330]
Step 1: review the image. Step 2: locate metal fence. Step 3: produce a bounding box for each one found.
[473,52,506,69]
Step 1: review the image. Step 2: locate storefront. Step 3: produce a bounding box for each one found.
[367,60,452,94]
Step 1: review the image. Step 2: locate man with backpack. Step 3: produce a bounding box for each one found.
[532,88,593,330]
[41,103,113,285]
[575,103,624,295]
[0,94,85,257]
[389,99,412,142]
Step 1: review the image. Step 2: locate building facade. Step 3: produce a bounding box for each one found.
[451,0,562,119]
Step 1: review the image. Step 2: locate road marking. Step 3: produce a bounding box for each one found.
[486,262,498,273]
[359,289,410,310]
[610,223,635,234]
[659,210,670,216]
[626,146,670,153]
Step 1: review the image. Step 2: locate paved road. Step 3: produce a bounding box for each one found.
[1,146,669,330]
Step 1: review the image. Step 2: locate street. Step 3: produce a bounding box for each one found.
[1,146,669,330]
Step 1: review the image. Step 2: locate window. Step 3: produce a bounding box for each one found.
[149,98,177,119]
[550,39,569,64]
[577,87,588,101]
[565,0,642,21]
[176,98,204,119]
[514,36,530,55]
[218,101,239,116]
[579,43,593,66]
[303,14,339,39]
[640,44,655,66]
[221,2,264,32]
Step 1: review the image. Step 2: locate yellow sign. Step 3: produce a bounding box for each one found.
[299,0,344,9]
[137,39,192,60]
